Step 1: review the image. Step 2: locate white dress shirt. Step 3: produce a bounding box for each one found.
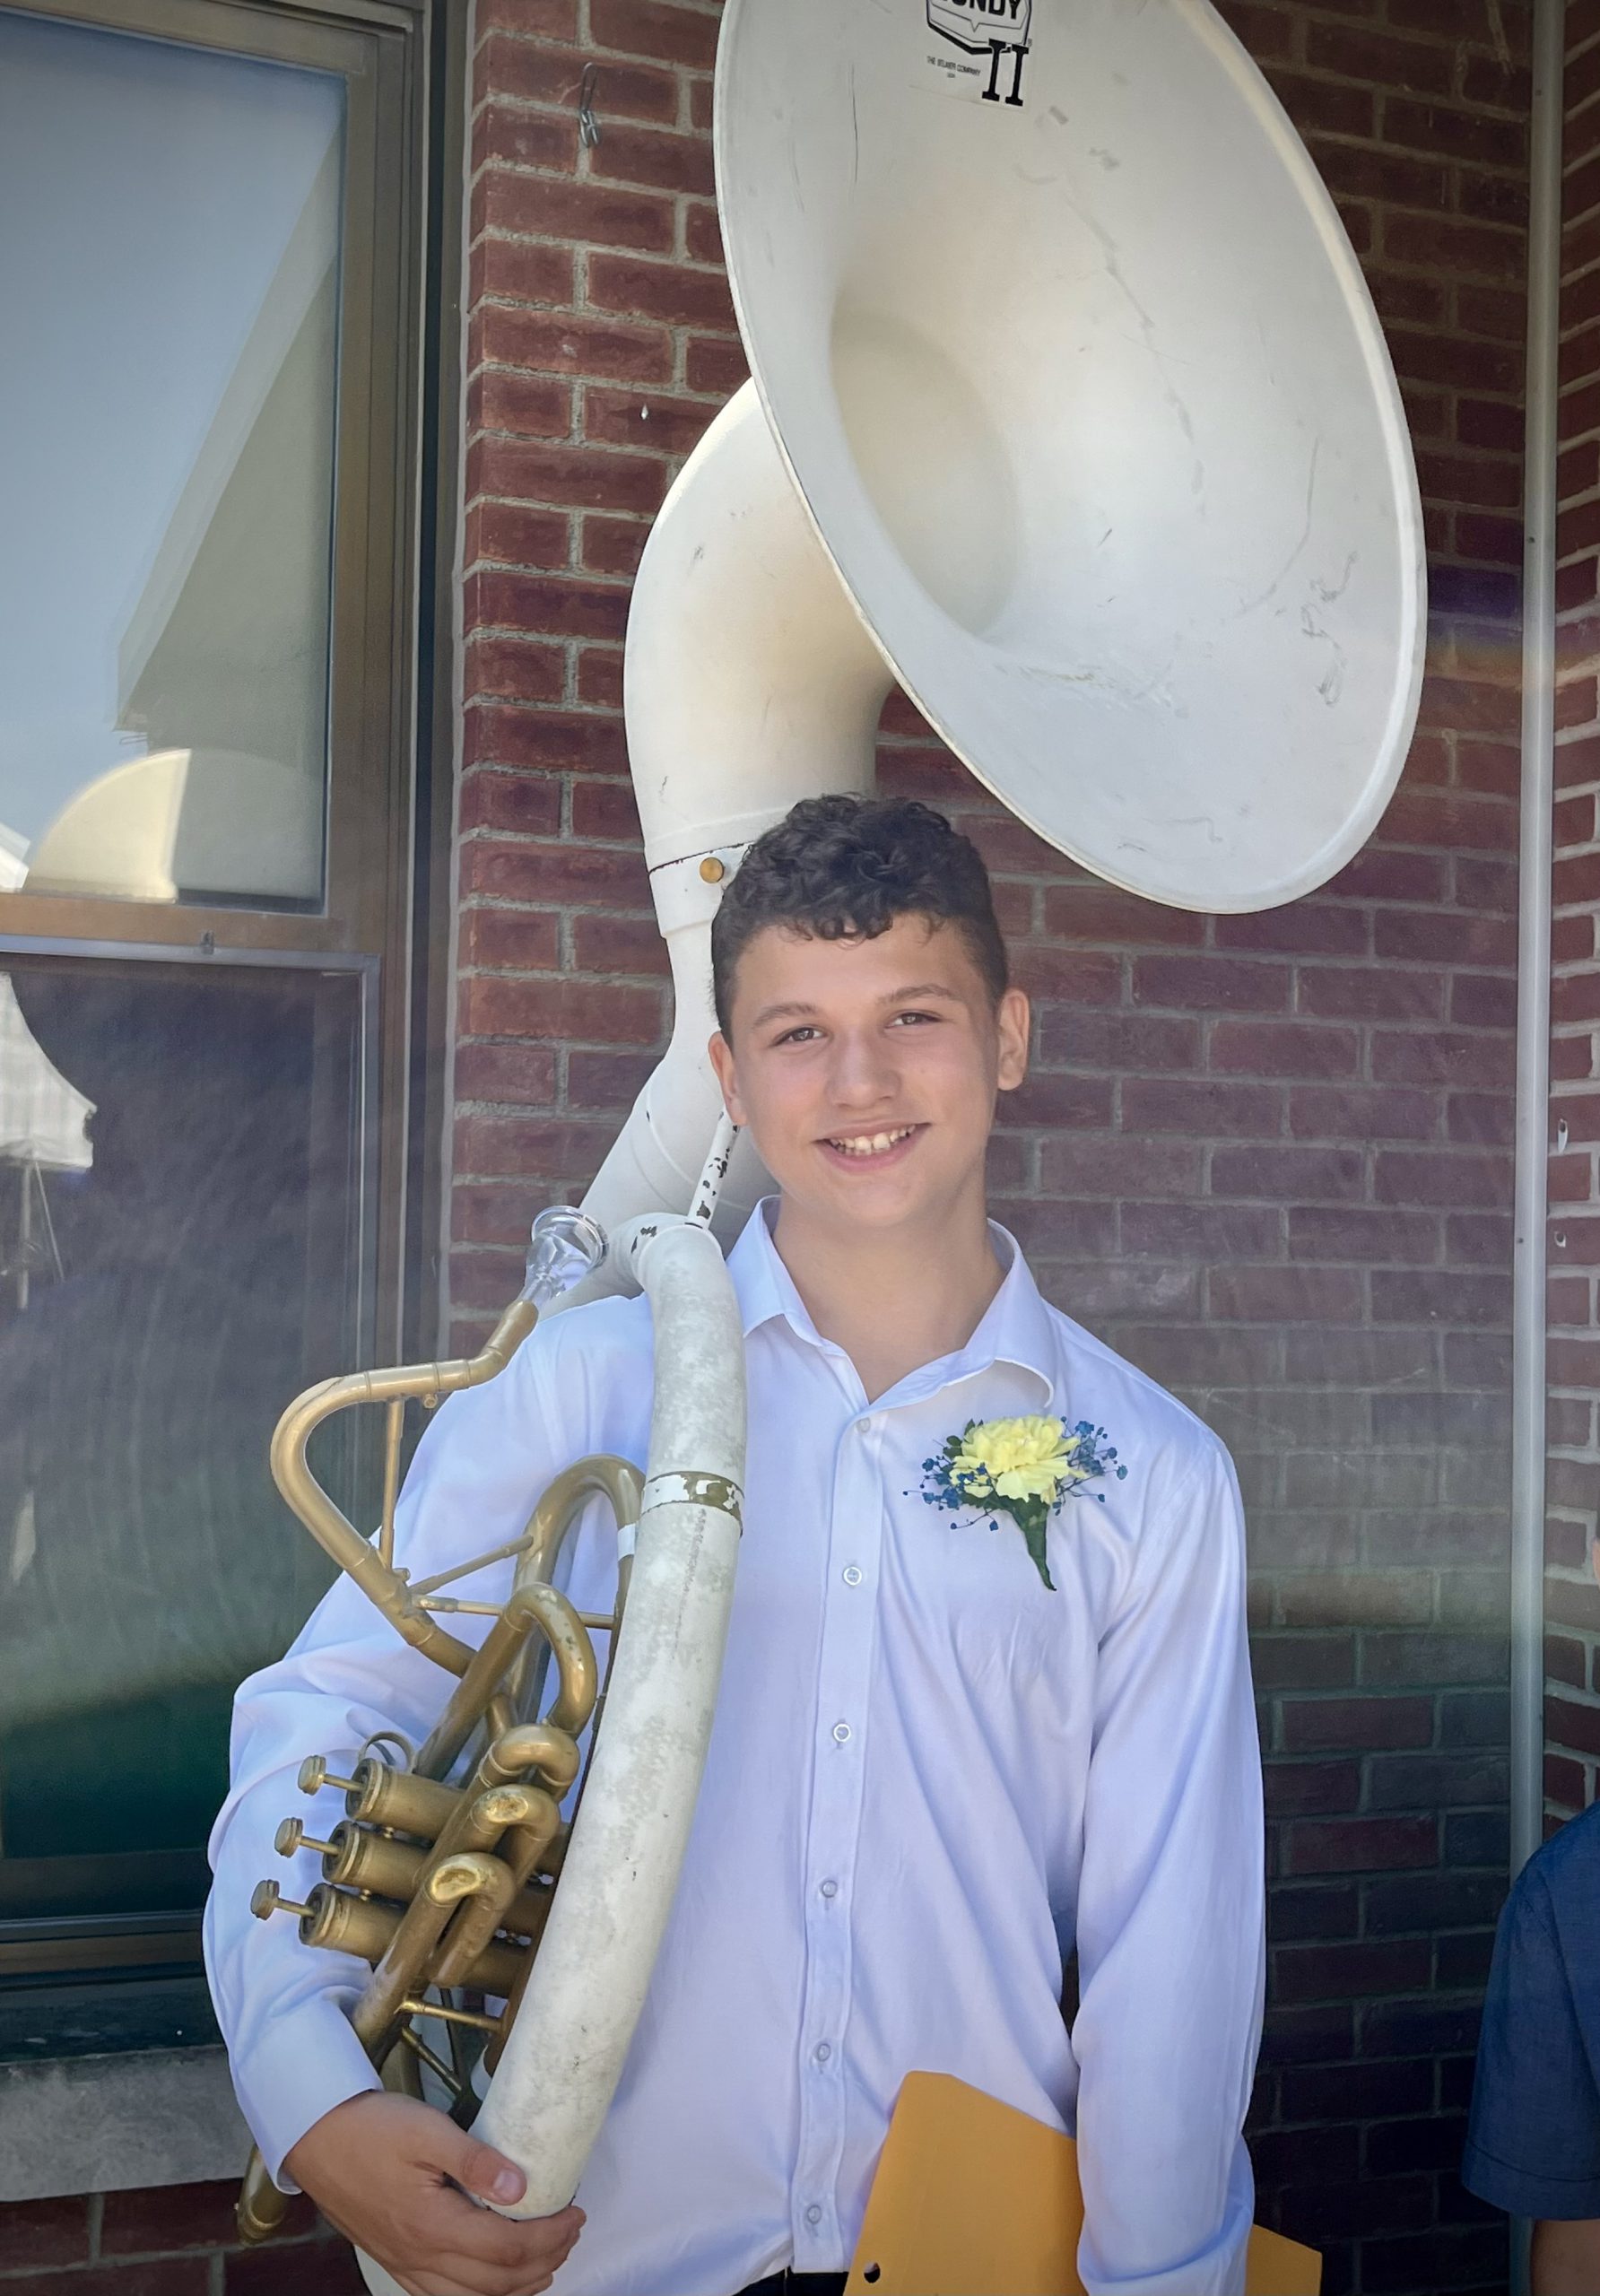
[206,1205,1264,2296]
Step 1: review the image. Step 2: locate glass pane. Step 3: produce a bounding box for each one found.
[0,15,343,910]
[0,955,370,1925]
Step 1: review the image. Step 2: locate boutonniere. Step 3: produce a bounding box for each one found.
[917,1413,1128,1591]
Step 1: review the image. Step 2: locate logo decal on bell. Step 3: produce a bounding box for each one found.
[926,0,1031,107]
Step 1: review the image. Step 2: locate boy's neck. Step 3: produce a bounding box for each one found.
[770,1188,1006,1405]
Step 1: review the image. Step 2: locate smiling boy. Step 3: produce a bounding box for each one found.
[206,795,1265,2296]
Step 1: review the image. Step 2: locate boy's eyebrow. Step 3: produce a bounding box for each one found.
[748,983,966,1031]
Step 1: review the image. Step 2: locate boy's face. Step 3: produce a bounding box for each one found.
[709,912,1029,1239]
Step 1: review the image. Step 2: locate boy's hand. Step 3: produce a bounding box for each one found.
[284,2092,585,2295]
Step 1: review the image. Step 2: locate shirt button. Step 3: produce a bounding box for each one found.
[819,1879,839,1900]
[842,1565,863,1587]
[805,2205,822,2226]
[813,2041,832,2064]
[831,1721,852,1744]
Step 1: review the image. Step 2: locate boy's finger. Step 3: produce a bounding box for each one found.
[433,2125,527,2207]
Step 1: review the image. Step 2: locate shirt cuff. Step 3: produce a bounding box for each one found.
[1462,2140,1600,2223]
[230,1990,385,2190]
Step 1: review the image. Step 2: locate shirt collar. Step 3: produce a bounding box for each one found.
[725,1198,1057,1411]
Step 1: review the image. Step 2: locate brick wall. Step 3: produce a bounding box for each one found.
[0,2182,359,2293]
[1545,0,1600,1826]
[454,4,1529,2291]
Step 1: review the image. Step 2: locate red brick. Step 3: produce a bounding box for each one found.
[1119,1201,1283,1262]
[1209,1267,1364,1323]
[570,912,670,976]
[468,367,574,441]
[465,635,567,706]
[0,2196,91,2269]
[581,511,650,578]
[686,333,749,395]
[1120,1077,1283,1139]
[588,251,735,330]
[474,0,578,34]
[1003,1074,1116,1130]
[1387,212,1525,284]
[464,707,630,775]
[224,2238,368,2293]
[1273,1939,1434,2003]
[459,973,661,1044]
[1284,1817,1439,1875]
[472,100,573,174]
[1265,1761,1363,1821]
[588,0,719,69]
[1373,1150,1511,1210]
[570,777,643,841]
[1370,1029,1513,1089]
[465,501,572,571]
[1041,884,1204,946]
[0,2269,212,2296]
[1263,67,1375,140]
[1290,1086,1439,1143]
[1370,1269,1511,1326]
[100,2180,248,2255]
[1288,1206,1439,1263]
[483,165,675,253]
[591,118,717,197]
[455,1111,630,1183]
[685,198,725,266]
[1134,956,1290,1013]
[1210,1022,1360,1080]
[459,768,563,837]
[469,433,667,517]
[474,35,678,122]
[1213,906,1369,957]
[465,569,629,642]
[576,646,625,709]
[468,300,673,385]
[470,234,576,310]
[1282,1695,1436,1753]
[1038,1135,1203,1197]
[457,909,561,972]
[1035,1011,1199,1074]
[461,838,650,909]
[1297,966,1444,1022]
[582,385,717,457]
[454,1040,559,1109]
[1210,1144,1368,1201]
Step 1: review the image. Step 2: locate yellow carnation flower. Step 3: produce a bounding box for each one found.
[950,1414,1083,1508]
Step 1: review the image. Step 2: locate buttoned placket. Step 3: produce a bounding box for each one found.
[788,1379,885,2268]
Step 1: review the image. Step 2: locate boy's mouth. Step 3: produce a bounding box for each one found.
[819,1124,925,1166]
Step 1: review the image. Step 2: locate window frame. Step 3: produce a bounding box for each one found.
[0,0,457,1996]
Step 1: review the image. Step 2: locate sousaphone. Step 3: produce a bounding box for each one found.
[234,0,1423,2265]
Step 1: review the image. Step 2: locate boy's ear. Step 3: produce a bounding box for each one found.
[708,1030,745,1126]
[996,987,1030,1093]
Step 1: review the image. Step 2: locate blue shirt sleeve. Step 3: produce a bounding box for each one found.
[1464,1858,1600,2219]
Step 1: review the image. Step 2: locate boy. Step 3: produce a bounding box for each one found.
[1463,1531,1600,2293]
[206,796,1265,2296]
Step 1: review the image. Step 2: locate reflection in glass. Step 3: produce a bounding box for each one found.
[0,16,343,909]
[0,959,368,1921]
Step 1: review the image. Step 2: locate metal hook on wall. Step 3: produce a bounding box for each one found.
[578,64,601,150]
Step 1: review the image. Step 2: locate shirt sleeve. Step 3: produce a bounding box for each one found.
[1463,1862,1600,2219]
[203,1336,566,2187]
[1070,1436,1265,2296]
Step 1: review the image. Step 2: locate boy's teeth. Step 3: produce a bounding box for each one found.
[830,1126,914,1156]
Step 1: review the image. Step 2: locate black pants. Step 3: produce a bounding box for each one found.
[736,2275,848,2296]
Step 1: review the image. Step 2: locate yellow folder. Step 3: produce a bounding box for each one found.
[845,2074,1319,2296]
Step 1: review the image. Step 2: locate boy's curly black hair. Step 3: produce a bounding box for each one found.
[709,795,1008,1035]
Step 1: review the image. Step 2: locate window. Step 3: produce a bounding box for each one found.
[0,0,438,1983]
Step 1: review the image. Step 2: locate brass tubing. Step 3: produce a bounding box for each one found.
[291,1883,526,1998]
[431,1856,520,1989]
[379,1398,404,1571]
[415,1585,596,1782]
[351,1854,521,2053]
[268,1297,541,1678]
[310,1820,557,1933]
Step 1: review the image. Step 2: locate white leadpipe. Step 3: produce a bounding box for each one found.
[566,384,890,1296]
[471,1191,748,2213]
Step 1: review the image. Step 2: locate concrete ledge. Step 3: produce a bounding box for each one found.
[0,2046,250,2202]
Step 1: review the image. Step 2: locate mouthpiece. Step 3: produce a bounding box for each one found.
[521,1206,608,1309]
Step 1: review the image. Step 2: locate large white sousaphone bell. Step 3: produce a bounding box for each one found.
[579,0,1425,1267]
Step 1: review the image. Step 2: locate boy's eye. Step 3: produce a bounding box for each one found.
[891,1010,940,1027]
[774,1024,821,1046]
